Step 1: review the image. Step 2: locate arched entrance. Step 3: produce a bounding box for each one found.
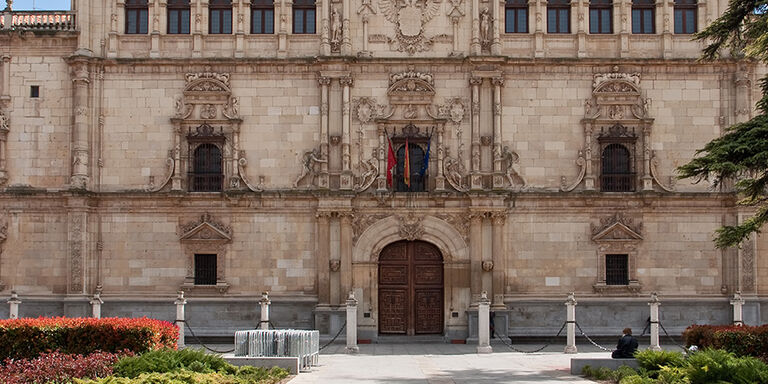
[378,240,443,335]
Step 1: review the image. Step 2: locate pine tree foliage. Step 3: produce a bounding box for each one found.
[677,0,768,248]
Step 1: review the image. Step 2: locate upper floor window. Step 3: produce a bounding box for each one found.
[293,0,316,34]
[252,0,275,34]
[674,0,696,34]
[589,0,613,34]
[601,143,634,192]
[210,0,233,34]
[191,143,223,192]
[125,0,149,34]
[505,0,529,33]
[631,0,654,34]
[393,140,427,192]
[194,253,218,285]
[168,0,191,34]
[605,254,629,285]
[547,0,570,33]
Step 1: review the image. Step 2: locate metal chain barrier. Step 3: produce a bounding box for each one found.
[492,322,567,353]
[639,317,651,337]
[318,320,346,351]
[658,321,687,350]
[176,319,236,354]
[574,322,611,351]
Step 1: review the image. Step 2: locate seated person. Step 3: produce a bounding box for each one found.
[611,327,638,358]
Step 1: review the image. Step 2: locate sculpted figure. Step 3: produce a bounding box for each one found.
[331,8,342,44]
[293,148,327,188]
[502,146,526,189]
[444,157,466,191]
[0,111,7,131]
[479,8,491,44]
[355,157,379,191]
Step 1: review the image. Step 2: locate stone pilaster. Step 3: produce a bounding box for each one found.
[339,211,354,304]
[316,211,332,306]
[74,0,93,56]
[150,0,161,58]
[340,76,353,190]
[434,125,446,191]
[641,125,653,191]
[583,122,595,190]
[193,0,203,57]
[67,208,88,294]
[171,123,183,191]
[318,76,331,189]
[491,0,501,55]
[376,125,387,191]
[470,0,481,54]
[70,59,91,190]
[735,69,752,124]
[320,0,331,54]
[0,55,10,103]
[470,77,482,190]
[490,211,506,309]
[341,0,352,54]
[469,211,483,305]
[492,76,504,189]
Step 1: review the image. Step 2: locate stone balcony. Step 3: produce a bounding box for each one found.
[0,10,77,32]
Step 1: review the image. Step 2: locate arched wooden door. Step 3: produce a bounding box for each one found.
[378,240,444,335]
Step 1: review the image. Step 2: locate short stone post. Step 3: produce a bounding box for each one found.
[731,291,745,325]
[174,291,187,349]
[259,291,271,330]
[345,291,359,353]
[648,292,661,351]
[477,291,492,354]
[564,292,578,354]
[90,292,103,319]
[7,291,20,319]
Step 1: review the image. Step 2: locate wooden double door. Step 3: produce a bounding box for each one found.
[378,240,444,335]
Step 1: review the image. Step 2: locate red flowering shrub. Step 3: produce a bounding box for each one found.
[0,317,177,360]
[0,351,125,384]
[683,324,768,359]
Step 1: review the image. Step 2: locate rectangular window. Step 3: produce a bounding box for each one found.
[674,0,696,34]
[210,0,233,34]
[194,254,217,285]
[631,0,654,34]
[505,0,528,33]
[252,0,275,34]
[589,0,612,34]
[125,0,149,34]
[30,86,40,98]
[293,0,316,34]
[168,0,191,34]
[605,254,629,285]
[547,0,570,33]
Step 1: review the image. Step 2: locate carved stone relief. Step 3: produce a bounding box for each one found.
[398,214,425,240]
[379,0,444,54]
[352,213,389,243]
[435,213,469,242]
[294,147,328,188]
[741,236,756,292]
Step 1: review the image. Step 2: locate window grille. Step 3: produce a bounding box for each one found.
[252,0,275,34]
[605,254,629,285]
[293,0,316,34]
[210,0,233,34]
[125,0,149,34]
[631,0,654,34]
[601,143,634,192]
[190,143,223,192]
[168,0,191,34]
[589,0,613,34]
[674,0,696,34]
[194,254,217,285]
[395,144,426,192]
[547,0,570,33]
[505,0,529,33]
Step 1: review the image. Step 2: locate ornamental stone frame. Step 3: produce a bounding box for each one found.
[591,213,643,295]
[179,213,232,294]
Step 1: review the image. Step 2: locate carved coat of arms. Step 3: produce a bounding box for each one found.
[380,0,443,54]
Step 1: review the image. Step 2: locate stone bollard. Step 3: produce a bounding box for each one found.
[174,291,187,349]
[90,291,104,319]
[345,291,359,353]
[7,291,20,319]
[731,291,745,326]
[259,291,271,330]
[477,291,492,354]
[564,292,578,354]
[648,292,661,351]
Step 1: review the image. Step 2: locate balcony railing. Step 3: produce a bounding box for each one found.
[0,11,77,32]
[600,173,636,192]
[189,174,223,192]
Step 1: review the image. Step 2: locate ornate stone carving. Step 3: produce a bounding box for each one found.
[479,7,491,50]
[355,155,379,192]
[427,97,466,123]
[174,95,193,119]
[444,151,468,192]
[741,237,756,291]
[69,214,84,293]
[199,104,217,119]
[561,150,586,192]
[398,214,424,240]
[354,97,393,123]
[649,150,675,192]
[331,7,343,52]
[145,150,175,192]
[593,69,640,90]
[435,213,470,242]
[591,212,642,240]
[379,0,444,54]
[222,96,239,119]
[185,71,230,85]
[481,260,494,272]
[352,213,389,243]
[179,213,233,241]
[237,151,264,192]
[294,148,328,188]
[329,259,341,272]
[502,146,526,191]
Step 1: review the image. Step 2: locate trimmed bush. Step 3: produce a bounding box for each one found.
[0,351,124,384]
[113,348,234,378]
[74,367,290,384]
[0,317,178,359]
[682,324,768,359]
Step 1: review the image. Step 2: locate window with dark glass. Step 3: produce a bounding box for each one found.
[293,0,316,34]
[194,254,217,285]
[631,0,654,33]
[209,0,233,34]
[394,144,426,192]
[168,0,191,34]
[125,0,149,34]
[605,254,629,285]
[589,0,613,34]
[252,0,275,34]
[191,143,223,192]
[601,143,634,192]
[547,0,570,33]
[505,0,528,33]
[674,0,696,34]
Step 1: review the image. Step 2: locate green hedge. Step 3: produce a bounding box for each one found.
[683,325,768,359]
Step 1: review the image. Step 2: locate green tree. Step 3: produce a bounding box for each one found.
[677,0,768,248]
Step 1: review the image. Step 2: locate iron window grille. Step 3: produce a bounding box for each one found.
[589,0,613,34]
[600,143,635,192]
[168,0,191,34]
[293,0,316,34]
[125,0,149,34]
[631,0,655,34]
[547,0,571,33]
[251,0,275,34]
[194,254,217,285]
[505,0,529,33]
[674,0,696,34]
[605,254,629,285]
[187,124,225,192]
[210,0,233,34]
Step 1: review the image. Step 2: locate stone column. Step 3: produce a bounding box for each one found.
[150,0,162,58]
[471,0,481,54]
[469,212,483,304]
[491,0,501,54]
[175,291,187,349]
[470,77,482,190]
[193,0,203,57]
[320,0,331,55]
[583,123,595,190]
[360,13,371,54]
[316,212,332,305]
[477,291,492,353]
[341,0,352,54]
[648,292,661,351]
[619,0,630,57]
[278,0,289,56]
[376,125,387,191]
[576,0,587,57]
[735,69,752,124]
[7,291,20,319]
[1,56,10,101]
[661,0,673,58]
[564,293,577,353]
[90,292,103,319]
[491,77,504,189]
[171,124,183,191]
[340,76,354,190]
[490,211,506,309]
[731,291,745,325]
[345,291,359,353]
[75,0,93,55]
[318,77,331,189]
[434,125,445,191]
[339,212,354,300]
[259,291,271,329]
[641,125,653,191]
[235,0,246,57]
[70,59,91,190]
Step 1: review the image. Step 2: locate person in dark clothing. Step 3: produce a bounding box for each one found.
[611,327,639,358]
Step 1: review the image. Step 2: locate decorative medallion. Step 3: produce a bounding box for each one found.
[398,214,424,241]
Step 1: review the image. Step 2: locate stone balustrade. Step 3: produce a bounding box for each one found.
[1,11,77,32]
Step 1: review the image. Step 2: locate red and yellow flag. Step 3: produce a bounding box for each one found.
[404,138,411,188]
[386,136,396,187]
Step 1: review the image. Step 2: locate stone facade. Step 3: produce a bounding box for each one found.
[0,0,763,340]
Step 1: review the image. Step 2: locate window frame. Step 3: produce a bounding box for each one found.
[251,0,275,34]
[674,0,697,34]
[605,254,629,285]
[631,0,655,34]
[547,0,571,33]
[392,141,428,192]
[293,0,317,34]
[589,0,613,34]
[125,0,149,34]
[505,0,529,33]
[209,0,233,34]
[600,142,635,192]
[189,142,224,192]
[194,253,218,285]
[167,0,191,34]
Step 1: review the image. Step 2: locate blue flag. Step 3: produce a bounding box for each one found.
[420,137,431,177]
